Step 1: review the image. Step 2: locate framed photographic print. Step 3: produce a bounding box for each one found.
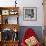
[23,7,37,21]
[2,10,9,15]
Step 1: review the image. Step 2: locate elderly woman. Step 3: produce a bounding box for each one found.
[21,28,41,46]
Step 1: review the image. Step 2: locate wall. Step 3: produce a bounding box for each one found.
[19,0,44,26]
[0,0,44,26]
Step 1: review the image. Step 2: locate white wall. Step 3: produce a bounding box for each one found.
[19,0,44,26]
[0,0,44,26]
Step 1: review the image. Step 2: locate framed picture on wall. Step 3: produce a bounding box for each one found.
[2,10,9,15]
[23,7,37,21]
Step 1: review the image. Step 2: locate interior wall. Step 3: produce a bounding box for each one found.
[0,0,44,26]
[19,0,44,26]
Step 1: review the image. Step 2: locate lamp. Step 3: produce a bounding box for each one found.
[14,28,17,32]
[13,28,19,41]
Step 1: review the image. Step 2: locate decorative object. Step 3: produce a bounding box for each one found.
[9,10,18,15]
[14,28,17,32]
[25,36,38,46]
[2,16,8,24]
[2,28,13,41]
[2,10,9,15]
[23,7,37,21]
[5,18,8,24]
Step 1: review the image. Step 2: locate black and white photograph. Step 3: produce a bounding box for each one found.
[23,7,37,21]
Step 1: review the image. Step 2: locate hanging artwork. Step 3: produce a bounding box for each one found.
[23,7,37,21]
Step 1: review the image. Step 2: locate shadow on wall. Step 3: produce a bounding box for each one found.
[18,26,43,44]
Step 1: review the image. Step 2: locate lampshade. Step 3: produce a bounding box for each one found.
[13,28,17,32]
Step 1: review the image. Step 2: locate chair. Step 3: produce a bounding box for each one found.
[21,28,41,46]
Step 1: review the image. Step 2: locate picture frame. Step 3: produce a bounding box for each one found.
[23,7,37,21]
[2,10,9,15]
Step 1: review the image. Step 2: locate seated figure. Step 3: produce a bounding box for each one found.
[21,28,41,46]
